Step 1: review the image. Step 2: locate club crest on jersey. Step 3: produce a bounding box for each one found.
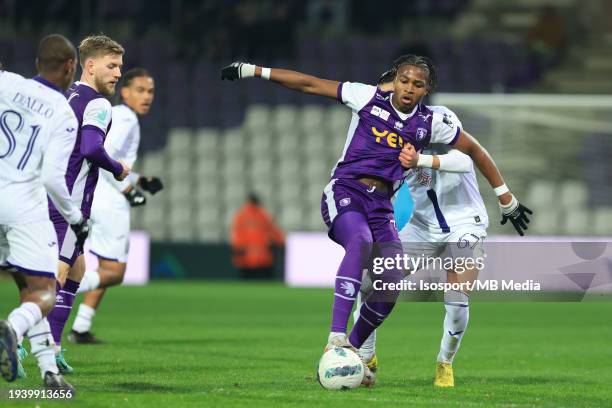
[416,127,428,141]
[370,106,390,121]
[339,197,351,207]
[394,121,404,131]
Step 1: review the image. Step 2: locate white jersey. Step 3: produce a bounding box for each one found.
[93,104,140,211]
[0,71,82,225]
[404,106,488,233]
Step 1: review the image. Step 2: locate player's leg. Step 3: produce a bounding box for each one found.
[352,289,377,373]
[47,255,85,374]
[71,212,130,343]
[70,259,125,343]
[321,180,374,347]
[347,196,403,352]
[0,222,73,390]
[326,211,373,346]
[435,228,485,387]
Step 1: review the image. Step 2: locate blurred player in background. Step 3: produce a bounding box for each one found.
[354,63,532,387]
[221,55,521,386]
[68,67,163,344]
[0,34,89,391]
[44,34,130,374]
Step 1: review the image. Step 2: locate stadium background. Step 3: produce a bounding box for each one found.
[1,0,611,280]
[2,1,612,407]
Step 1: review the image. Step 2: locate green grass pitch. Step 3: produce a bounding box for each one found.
[1,281,611,407]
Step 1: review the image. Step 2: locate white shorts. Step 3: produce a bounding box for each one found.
[361,222,487,296]
[0,220,59,278]
[399,222,487,260]
[88,207,130,263]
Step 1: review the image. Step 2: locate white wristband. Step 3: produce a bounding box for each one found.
[493,183,510,197]
[239,63,256,78]
[261,67,271,80]
[416,154,434,168]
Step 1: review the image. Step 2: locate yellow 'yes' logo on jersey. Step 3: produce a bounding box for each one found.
[371,127,405,148]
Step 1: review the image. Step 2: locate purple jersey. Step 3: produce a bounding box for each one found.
[331,83,461,183]
[48,82,113,222]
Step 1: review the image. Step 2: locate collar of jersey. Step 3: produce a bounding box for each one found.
[389,94,418,120]
[32,76,62,94]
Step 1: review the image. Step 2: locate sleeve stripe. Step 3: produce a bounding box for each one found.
[449,126,461,145]
[336,82,343,103]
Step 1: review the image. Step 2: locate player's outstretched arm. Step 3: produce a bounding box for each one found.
[221,62,339,99]
[453,130,533,235]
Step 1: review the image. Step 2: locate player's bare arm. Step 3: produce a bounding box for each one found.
[221,62,339,99]
[452,130,533,235]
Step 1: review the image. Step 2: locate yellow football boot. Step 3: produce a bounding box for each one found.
[434,362,454,387]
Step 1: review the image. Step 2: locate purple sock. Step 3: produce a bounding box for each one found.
[48,279,80,345]
[349,241,403,348]
[329,212,373,333]
[349,300,396,348]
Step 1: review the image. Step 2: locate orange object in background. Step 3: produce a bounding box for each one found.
[231,194,285,273]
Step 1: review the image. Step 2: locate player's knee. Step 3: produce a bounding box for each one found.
[27,281,56,315]
[346,230,373,250]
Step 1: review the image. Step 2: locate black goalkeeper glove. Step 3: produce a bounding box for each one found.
[124,188,146,207]
[221,61,256,81]
[138,176,164,195]
[70,218,90,247]
[500,196,533,236]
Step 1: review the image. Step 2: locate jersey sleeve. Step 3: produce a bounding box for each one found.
[101,109,140,192]
[82,97,112,131]
[337,82,377,112]
[430,106,463,145]
[41,107,83,225]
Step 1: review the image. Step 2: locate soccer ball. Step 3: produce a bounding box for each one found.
[317,347,364,390]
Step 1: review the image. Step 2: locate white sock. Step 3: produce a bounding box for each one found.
[437,290,469,364]
[27,318,58,378]
[77,269,101,293]
[353,292,376,361]
[71,303,96,333]
[8,302,42,343]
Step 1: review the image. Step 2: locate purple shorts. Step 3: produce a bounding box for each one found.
[321,178,400,244]
[49,209,83,267]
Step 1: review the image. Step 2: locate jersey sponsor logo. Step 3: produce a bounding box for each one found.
[371,127,404,148]
[339,197,351,207]
[416,169,432,187]
[370,106,390,121]
[416,127,428,141]
[394,121,404,131]
[95,108,109,124]
[442,113,455,128]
